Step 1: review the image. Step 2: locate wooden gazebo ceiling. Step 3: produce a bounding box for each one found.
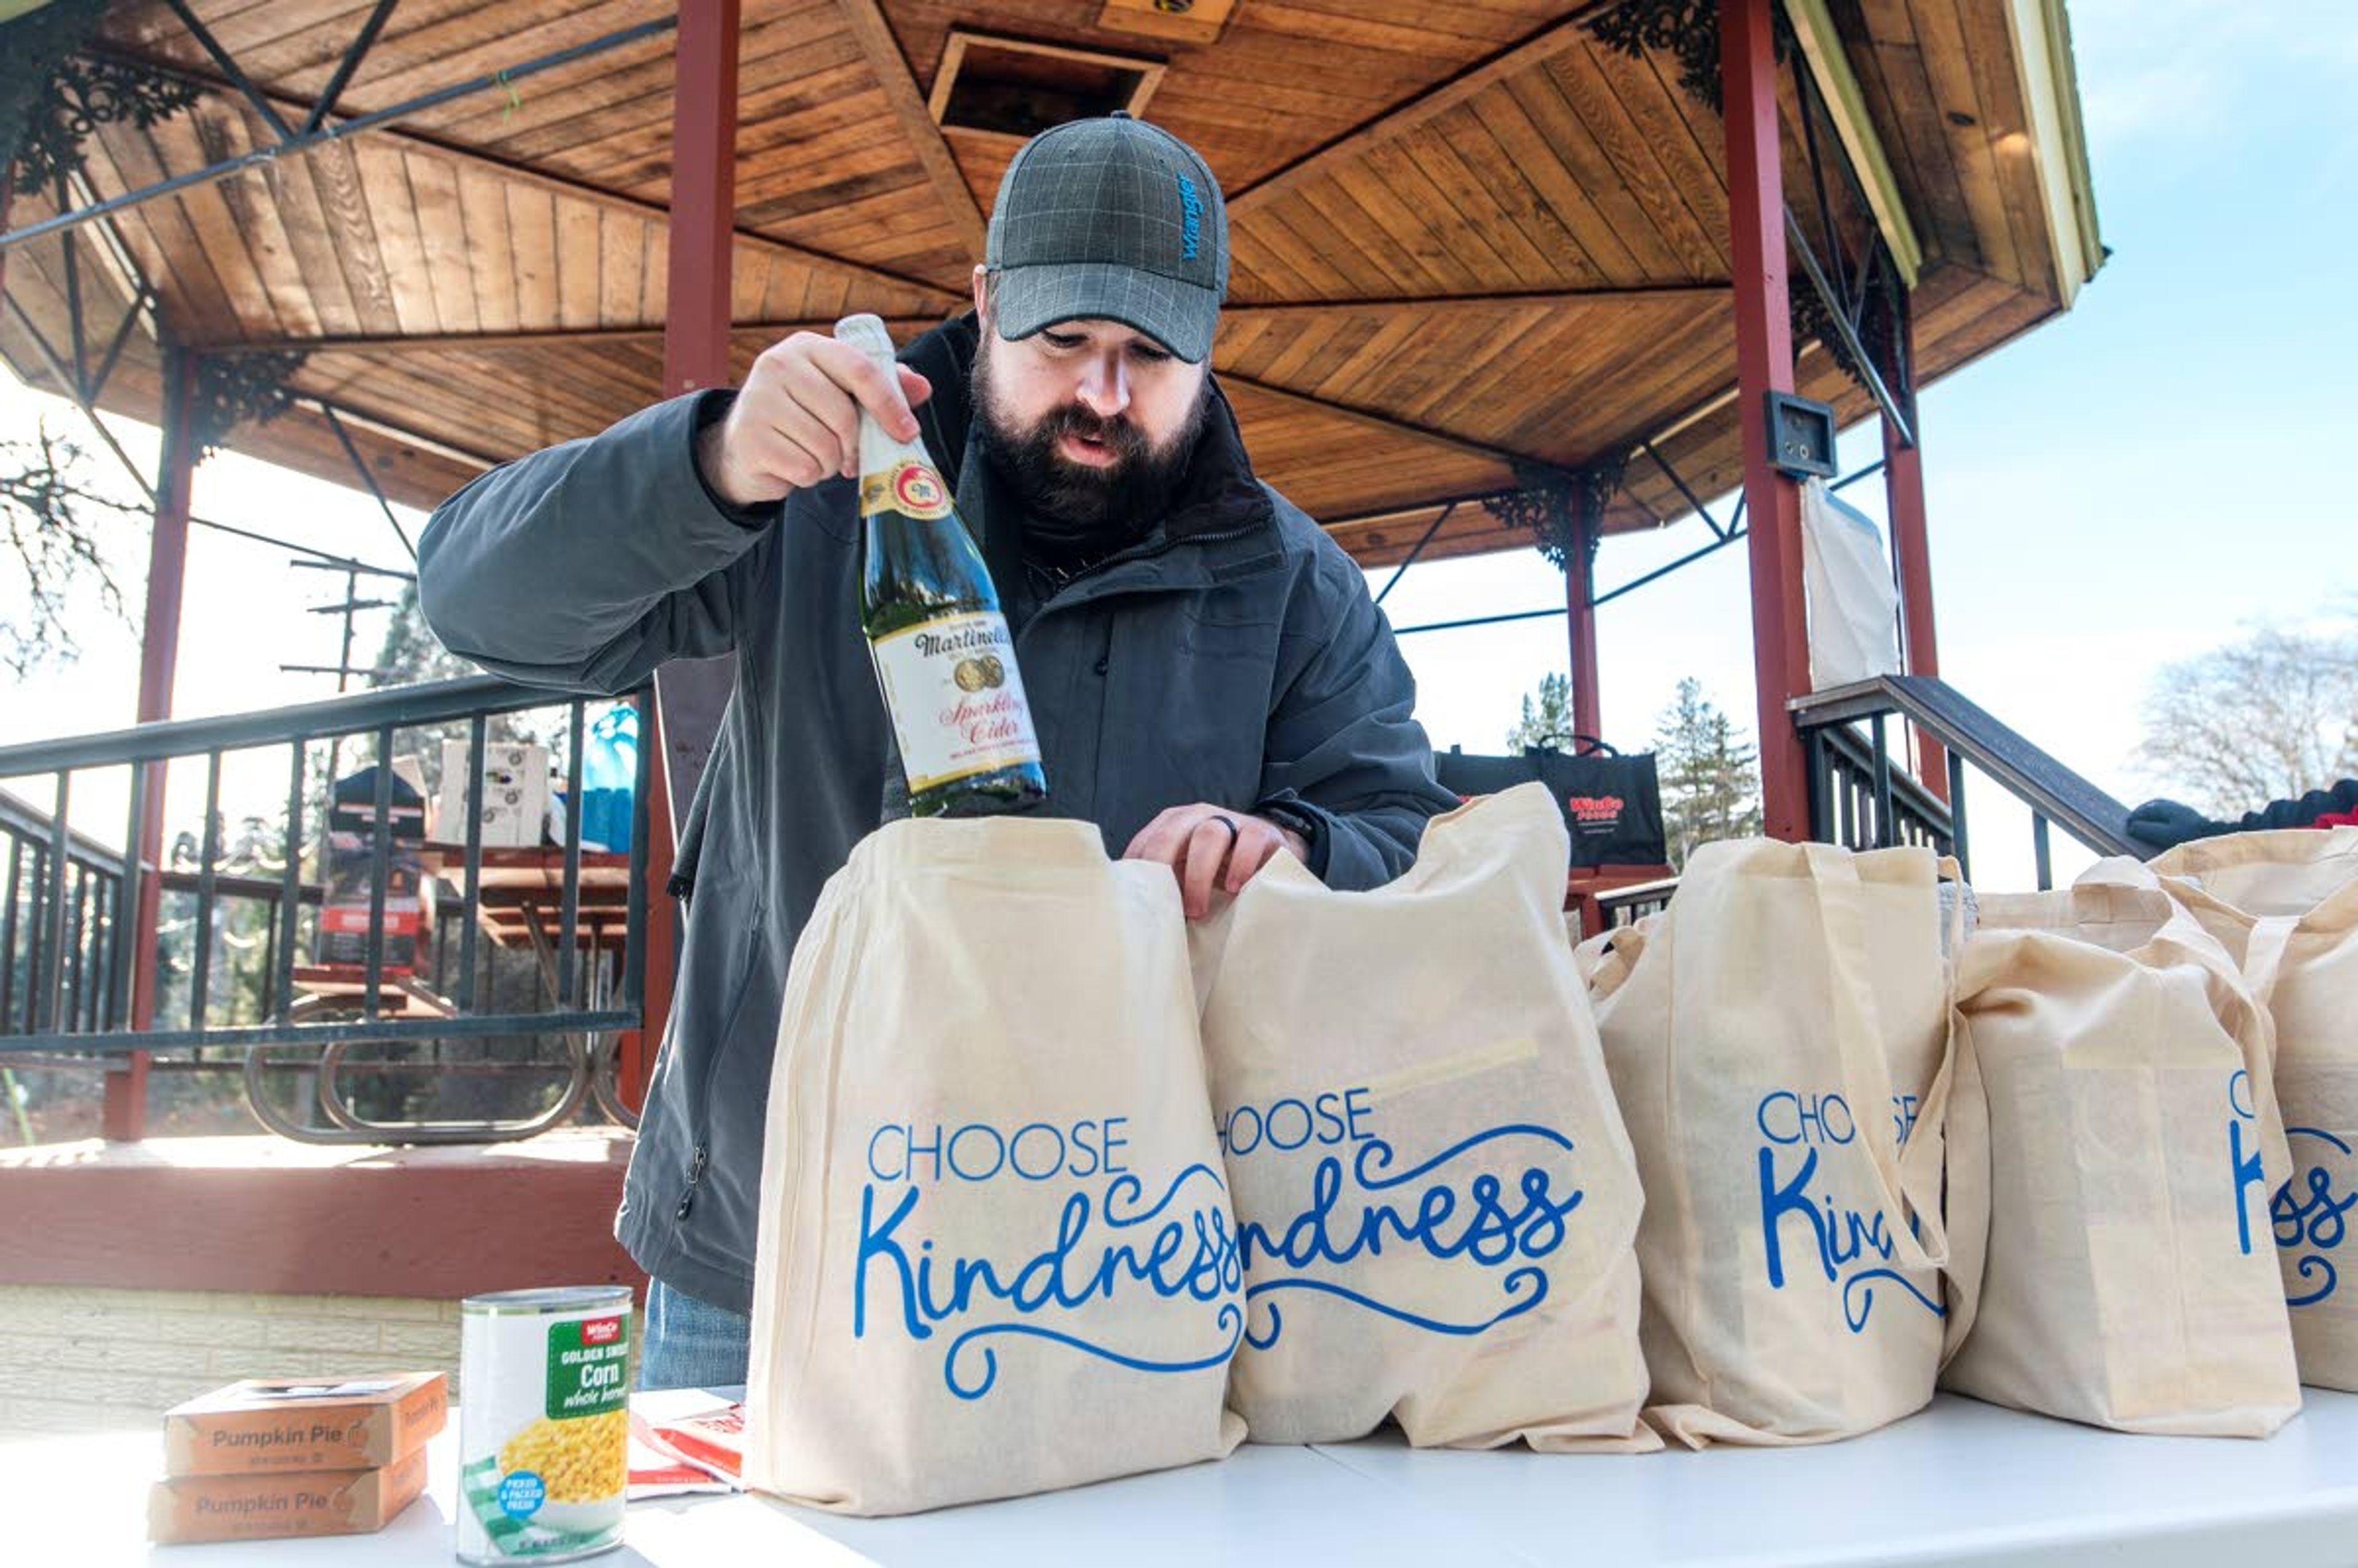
[0,0,2095,572]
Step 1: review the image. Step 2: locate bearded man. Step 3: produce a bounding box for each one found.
[417,114,1457,1386]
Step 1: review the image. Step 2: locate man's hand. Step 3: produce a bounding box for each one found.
[697,332,934,509]
[1124,804,1310,920]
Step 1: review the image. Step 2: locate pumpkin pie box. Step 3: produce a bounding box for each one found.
[163,1372,447,1477]
[149,1445,430,1545]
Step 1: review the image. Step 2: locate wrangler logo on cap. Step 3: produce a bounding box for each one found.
[1176,172,1204,261]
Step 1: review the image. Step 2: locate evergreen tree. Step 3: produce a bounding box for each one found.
[368,581,553,797]
[1654,677,1764,870]
[375,578,480,688]
[1505,671,1579,751]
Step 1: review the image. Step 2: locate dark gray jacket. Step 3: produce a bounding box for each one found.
[417,314,1457,1313]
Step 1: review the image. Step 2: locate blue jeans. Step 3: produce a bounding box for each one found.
[638,1279,751,1392]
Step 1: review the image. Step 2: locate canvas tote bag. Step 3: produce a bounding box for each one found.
[1190,784,1652,1450]
[1586,839,1963,1446]
[2152,828,2358,1389]
[1800,477,1902,689]
[742,817,1245,1515]
[1941,863,2300,1435]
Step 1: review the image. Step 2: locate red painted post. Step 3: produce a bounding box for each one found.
[1884,416,1948,795]
[1883,299,1946,801]
[1720,0,1812,842]
[663,0,740,400]
[636,0,743,1087]
[1565,530,1602,744]
[106,345,199,1140]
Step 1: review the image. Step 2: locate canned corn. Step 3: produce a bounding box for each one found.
[457,1286,631,1564]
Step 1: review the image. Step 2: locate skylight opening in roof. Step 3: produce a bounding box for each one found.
[930,33,1162,139]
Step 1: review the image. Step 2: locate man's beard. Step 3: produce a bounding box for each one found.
[971,344,1210,536]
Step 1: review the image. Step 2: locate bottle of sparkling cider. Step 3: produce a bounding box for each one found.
[836,313,1048,817]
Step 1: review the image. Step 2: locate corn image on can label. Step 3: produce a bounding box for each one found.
[457,1286,631,1564]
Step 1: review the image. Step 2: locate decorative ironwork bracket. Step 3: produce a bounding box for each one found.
[190,350,309,460]
[1587,0,1796,113]
[2,2,203,196]
[1485,456,1625,572]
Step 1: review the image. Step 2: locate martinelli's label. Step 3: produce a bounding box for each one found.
[870,612,1042,792]
[860,460,954,521]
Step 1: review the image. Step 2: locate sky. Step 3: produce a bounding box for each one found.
[3,0,2354,891]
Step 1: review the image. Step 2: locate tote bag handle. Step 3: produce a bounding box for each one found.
[1799,843,1953,1278]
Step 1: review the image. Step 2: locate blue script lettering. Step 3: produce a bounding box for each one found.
[1757,1141,1942,1332]
[2273,1127,2354,1308]
[2228,1071,2267,1257]
[1235,1125,1585,1348]
[851,1163,1242,1399]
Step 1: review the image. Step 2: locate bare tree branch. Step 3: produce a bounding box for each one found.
[2137,627,2358,815]
[0,417,144,676]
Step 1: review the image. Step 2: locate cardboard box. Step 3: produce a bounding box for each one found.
[149,1445,430,1545]
[164,1372,447,1477]
[432,739,549,849]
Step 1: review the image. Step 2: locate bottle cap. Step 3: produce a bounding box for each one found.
[833,313,897,369]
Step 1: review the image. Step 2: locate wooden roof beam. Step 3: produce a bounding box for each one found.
[1217,372,1550,473]
[195,319,952,355]
[49,42,968,309]
[300,398,500,470]
[1221,284,1731,317]
[1318,492,1526,532]
[1228,2,1627,215]
[1786,0,1924,287]
[346,128,963,311]
[836,0,989,270]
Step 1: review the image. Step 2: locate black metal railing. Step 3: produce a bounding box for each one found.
[1565,675,2140,926]
[1793,675,2140,888]
[0,786,130,1039]
[0,675,655,1143]
[1808,711,1957,856]
[1595,877,1678,930]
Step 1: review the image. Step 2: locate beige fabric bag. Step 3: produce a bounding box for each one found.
[742,818,1245,1515]
[1942,864,2300,1435]
[2152,829,2358,1390]
[1586,839,1962,1446]
[1191,785,1652,1450]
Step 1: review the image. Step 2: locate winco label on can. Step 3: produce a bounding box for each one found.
[457,1286,632,1564]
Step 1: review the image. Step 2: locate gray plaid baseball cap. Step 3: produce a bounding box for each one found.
[984,114,1229,363]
